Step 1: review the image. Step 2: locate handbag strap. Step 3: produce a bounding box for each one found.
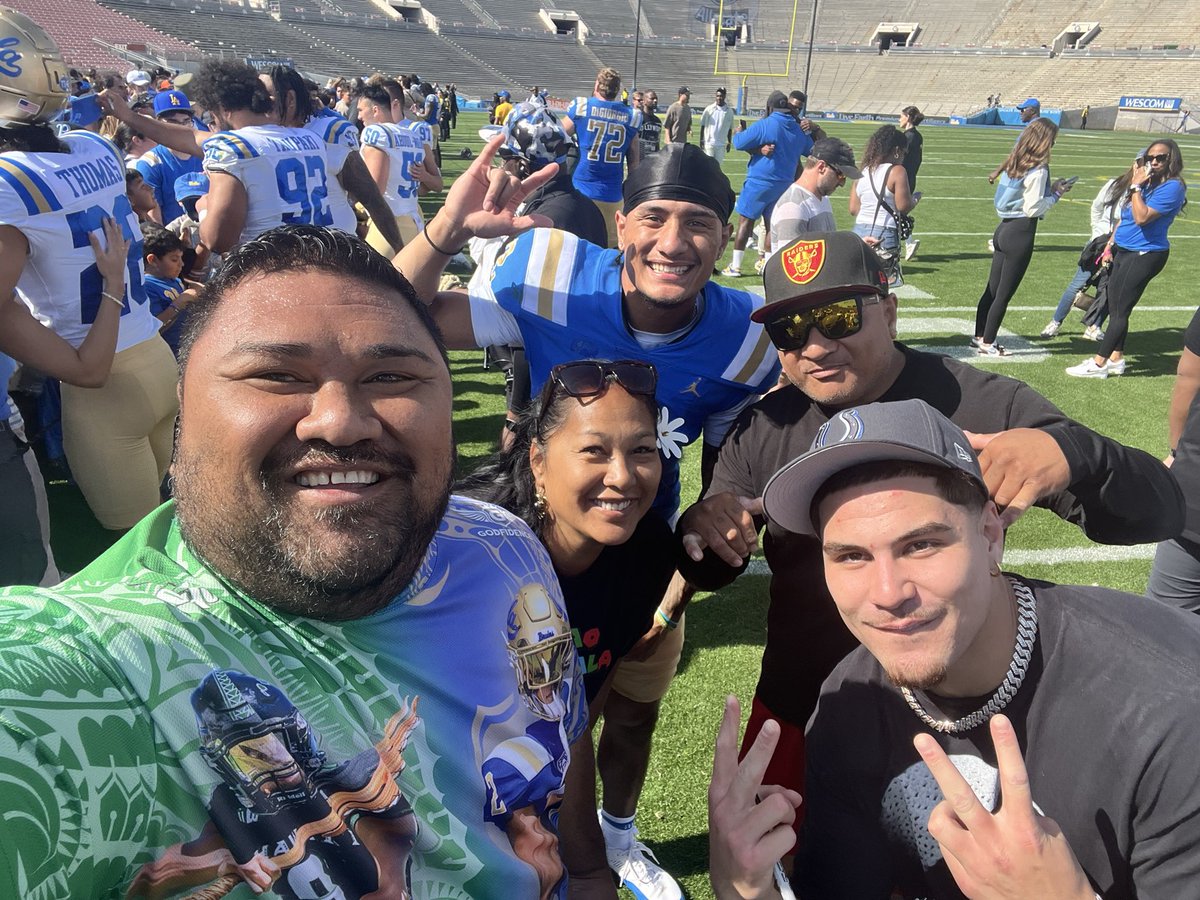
[872,164,903,222]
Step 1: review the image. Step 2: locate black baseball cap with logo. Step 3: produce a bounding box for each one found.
[809,138,863,179]
[761,399,986,536]
[751,231,890,323]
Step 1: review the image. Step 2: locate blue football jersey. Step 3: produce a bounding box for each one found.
[135,145,202,223]
[566,97,641,203]
[476,228,780,515]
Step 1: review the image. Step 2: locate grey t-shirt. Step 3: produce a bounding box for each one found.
[768,182,836,249]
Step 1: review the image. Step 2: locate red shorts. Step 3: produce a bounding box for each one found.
[740,695,807,838]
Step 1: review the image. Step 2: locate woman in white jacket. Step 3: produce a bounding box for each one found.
[972,119,1073,356]
[1040,174,1127,338]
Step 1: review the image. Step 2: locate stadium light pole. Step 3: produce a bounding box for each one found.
[632,0,642,89]
[802,0,819,98]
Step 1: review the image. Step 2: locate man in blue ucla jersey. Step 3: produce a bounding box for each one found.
[563,67,642,247]
[134,89,203,223]
[396,139,779,900]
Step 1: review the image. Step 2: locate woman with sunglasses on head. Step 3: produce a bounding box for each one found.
[972,118,1072,357]
[849,125,920,268]
[1067,140,1187,378]
[457,360,681,898]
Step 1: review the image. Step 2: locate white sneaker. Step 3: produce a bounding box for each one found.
[904,239,920,260]
[721,264,743,277]
[1040,320,1061,338]
[1066,357,1108,378]
[977,342,1011,357]
[1082,324,1105,341]
[1108,358,1126,376]
[987,238,995,252]
[603,830,683,900]
[754,256,768,275]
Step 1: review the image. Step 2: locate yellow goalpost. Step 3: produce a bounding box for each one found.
[711,0,803,78]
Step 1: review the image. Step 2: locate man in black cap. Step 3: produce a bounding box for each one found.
[395,137,780,900]
[769,137,861,248]
[663,86,692,144]
[709,398,1200,900]
[677,230,1184,819]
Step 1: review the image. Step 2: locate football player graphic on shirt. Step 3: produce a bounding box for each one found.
[482,585,574,900]
[128,670,421,900]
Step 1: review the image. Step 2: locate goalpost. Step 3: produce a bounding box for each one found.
[711,0,806,112]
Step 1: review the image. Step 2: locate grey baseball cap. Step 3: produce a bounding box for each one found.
[761,399,984,536]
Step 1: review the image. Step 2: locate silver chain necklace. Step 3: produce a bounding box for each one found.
[901,576,1038,734]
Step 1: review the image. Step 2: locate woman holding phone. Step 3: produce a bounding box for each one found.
[972,118,1072,356]
[1067,140,1187,378]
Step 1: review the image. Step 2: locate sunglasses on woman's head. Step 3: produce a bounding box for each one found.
[764,295,881,352]
[548,360,658,399]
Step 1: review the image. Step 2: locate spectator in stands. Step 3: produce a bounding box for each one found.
[710,399,1200,900]
[134,89,203,226]
[849,124,918,283]
[663,86,691,143]
[1067,141,1186,378]
[723,91,813,277]
[563,67,642,247]
[263,66,402,254]
[899,105,924,260]
[1040,170,1127,339]
[974,119,1071,357]
[700,88,736,162]
[988,97,1040,184]
[457,360,677,898]
[1,11,179,533]
[637,90,662,158]
[356,81,442,256]
[769,137,861,250]
[139,223,198,357]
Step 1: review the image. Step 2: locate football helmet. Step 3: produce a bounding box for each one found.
[191,669,327,813]
[0,6,70,125]
[505,583,574,721]
[499,101,571,172]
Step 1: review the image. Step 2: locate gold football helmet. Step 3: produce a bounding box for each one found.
[0,6,70,125]
[505,583,574,721]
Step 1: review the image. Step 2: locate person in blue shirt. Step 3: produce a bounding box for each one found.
[563,67,642,248]
[140,223,198,356]
[396,139,779,900]
[723,91,813,276]
[1068,139,1188,378]
[134,89,203,224]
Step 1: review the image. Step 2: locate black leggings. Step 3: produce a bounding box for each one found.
[975,216,1038,342]
[1096,246,1169,357]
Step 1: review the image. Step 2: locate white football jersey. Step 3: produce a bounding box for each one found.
[202,124,334,247]
[404,118,434,150]
[0,130,158,350]
[303,114,359,235]
[360,123,425,220]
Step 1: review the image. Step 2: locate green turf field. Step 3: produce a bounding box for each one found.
[41,113,1196,898]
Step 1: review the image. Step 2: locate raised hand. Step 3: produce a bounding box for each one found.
[915,715,1095,900]
[965,428,1070,528]
[89,217,131,293]
[709,696,801,900]
[679,492,762,566]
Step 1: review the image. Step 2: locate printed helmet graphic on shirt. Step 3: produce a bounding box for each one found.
[191,669,328,813]
[505,584,574,721]
[0,6,71,125]
[499,101,571,171]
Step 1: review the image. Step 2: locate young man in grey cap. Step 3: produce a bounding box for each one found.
[677,230,1183,816]
[709,398,1200,900]
[396,137,780,900]
[769,137,861,250]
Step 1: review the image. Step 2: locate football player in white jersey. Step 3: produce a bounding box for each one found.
[356,82,442,257]
[0,7,179,531]
[261,66,402,251]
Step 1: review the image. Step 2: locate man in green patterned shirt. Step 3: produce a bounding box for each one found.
[0,225,586,898]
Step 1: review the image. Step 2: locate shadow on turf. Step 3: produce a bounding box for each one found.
[675,577,771,679]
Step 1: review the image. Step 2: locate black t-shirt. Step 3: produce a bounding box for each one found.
[901,127,923,188]
[1171,306,1200,547]
[557,512,677,704]
[638,113,663,158]
[797,578,1200,899]
[522,167,608,248]
[680,344,1184,728]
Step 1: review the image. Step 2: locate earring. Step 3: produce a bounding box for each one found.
[533,490,548,522]
[990,561,1002,577]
